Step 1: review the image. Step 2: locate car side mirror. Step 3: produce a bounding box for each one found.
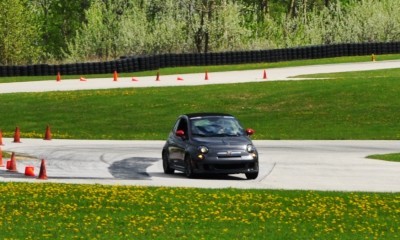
[246,128,255,136]
[176,130,186,138]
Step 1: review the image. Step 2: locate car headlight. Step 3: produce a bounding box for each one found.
[246,144,255,153]
[198,146,209,154]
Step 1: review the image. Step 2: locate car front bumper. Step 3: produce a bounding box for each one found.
[190,155,259,175]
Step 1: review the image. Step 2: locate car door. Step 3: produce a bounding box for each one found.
[168,117,188,168]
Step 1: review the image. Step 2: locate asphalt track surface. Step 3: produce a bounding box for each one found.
[1,60,400,192]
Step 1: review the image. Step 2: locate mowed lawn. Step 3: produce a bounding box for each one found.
[1,69,400,140]
[1,59,400,239]
[0,182,399,239]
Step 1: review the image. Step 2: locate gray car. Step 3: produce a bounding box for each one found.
[162,113,259,179]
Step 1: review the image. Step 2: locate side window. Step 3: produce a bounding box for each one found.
[175,118,188,138]
[173,119,181,132]
[177,119,188,132]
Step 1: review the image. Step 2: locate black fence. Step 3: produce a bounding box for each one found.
[1,42,399,77]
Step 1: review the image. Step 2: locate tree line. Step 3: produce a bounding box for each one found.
[1,0,398,65]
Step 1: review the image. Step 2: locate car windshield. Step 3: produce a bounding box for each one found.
[190,116,245,137]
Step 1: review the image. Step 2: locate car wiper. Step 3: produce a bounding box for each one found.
[210,133,241,137]
[226,133,241,136]
[192,133,207,137]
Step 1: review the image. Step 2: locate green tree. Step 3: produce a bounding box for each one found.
[338,0,400,43]
[208,2,250,51]
[29,0,90,61]
[64,0,108,61]
[65,0,150,61]
[145,0,189,54]
[64,0,400,62]
[0,0,42,65]
[178,0,250,53]
[117,2,149,56]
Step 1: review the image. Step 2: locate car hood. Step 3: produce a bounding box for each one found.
[192,136,252,147]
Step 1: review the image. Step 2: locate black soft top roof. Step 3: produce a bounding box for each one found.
[185,113,233,118]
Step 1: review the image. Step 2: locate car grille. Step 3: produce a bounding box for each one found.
[205,162,256,170]
[217,151,242,158]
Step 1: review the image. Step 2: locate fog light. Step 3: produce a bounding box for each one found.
[252,153,257,158]
[198,154,205,160]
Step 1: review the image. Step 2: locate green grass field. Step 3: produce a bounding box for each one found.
[367,153,400,162]
[1,69,400,140]
[1,55,400,239]
[0,183,399,239]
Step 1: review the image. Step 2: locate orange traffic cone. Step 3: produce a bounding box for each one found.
[56,72,61,82]
[7,152,17,172]
[44,125,52,140]
[80,76,87,81]
[131,77,138,82]
[0,147,4,167]
[38,159,48,180]
[177,76,184,81]
[13,127,21,143]
[263,69,267,79]
[156,72,160,81]
[0,129,3,145]
[25,166,35,177]
[205,71,209,80]
[113,70,118,81]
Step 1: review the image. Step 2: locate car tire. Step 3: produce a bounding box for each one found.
[245,172,258,180]
[162,150,174,174]
[185,155,195,178]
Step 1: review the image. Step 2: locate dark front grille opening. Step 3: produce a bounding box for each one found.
[215,163,246,170]
[217,153,242,158]
[204,163,256,171]
[217,156,241,159]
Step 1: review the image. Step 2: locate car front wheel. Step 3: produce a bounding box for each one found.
[245,172,258,180]
[162,150,174,174]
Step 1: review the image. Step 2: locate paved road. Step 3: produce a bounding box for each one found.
[1,139,400,192]
[1,60,400,192]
